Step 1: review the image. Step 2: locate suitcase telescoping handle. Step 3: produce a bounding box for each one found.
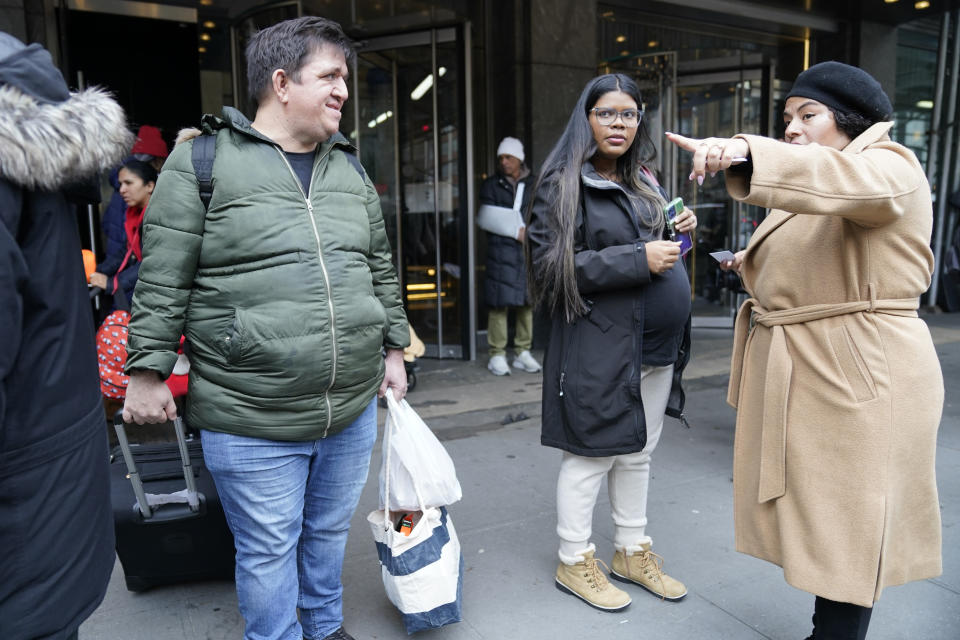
[113,412,201,519]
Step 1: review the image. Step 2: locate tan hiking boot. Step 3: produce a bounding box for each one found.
[610,542,687,601]
[555,548,631,612]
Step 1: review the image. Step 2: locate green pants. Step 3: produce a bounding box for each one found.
[487,305,533,357]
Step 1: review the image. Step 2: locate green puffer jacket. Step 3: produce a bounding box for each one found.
[125,107,409,440]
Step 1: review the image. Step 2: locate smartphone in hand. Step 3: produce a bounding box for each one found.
[664,197,693,256]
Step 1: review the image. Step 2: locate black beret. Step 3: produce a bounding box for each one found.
[785,61,893,123]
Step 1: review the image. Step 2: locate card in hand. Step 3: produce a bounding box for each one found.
[709,250,736,263]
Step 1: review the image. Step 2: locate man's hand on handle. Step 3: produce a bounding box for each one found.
[379,348,408,402]
[123,370,177,424]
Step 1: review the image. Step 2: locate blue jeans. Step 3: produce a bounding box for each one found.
[202,399,377,640]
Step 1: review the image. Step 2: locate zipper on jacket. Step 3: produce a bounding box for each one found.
[274,145,338,436]
[558,315,579,399]
[632,309,644,447]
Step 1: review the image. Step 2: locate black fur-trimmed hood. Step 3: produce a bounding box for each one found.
[0,31,132,190]
[0,84,133,191]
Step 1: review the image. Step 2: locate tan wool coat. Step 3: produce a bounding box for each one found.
[725,122,943,607]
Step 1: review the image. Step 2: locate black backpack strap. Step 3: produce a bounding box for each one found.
[344,151,365,178]
[191,134,216,211]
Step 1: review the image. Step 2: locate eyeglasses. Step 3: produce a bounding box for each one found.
[590,107,643,127]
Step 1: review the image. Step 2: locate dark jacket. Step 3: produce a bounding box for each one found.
[101,170,128,263]
[527,165,691,457]
[480,170,536,308]
[125,110,409,440]
[95,203,140,304]
[0,33,132,639]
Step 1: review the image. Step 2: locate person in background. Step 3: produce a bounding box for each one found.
[0,31,132,640]
[667,60,943,640]
[90,159,156,304]
[527,73,696,612]
[130,124,169,172]
[479,136,541,375]
[121,16,408,640]
[100,124,167,277]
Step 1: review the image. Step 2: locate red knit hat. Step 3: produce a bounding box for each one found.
[131,125,168,158]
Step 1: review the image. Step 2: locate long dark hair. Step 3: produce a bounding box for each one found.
[527,73,665,321]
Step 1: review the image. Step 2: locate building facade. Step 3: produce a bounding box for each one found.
[5,0,959,358]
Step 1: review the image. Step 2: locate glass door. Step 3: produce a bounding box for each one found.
[342,28,470,358]
[675,65,769,326]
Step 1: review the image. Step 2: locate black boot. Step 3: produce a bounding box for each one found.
[808,596,873,640]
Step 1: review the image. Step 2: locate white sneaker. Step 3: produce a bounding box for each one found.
[512,350,542,373]
[487,354,511,376]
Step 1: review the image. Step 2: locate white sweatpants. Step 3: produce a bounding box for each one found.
[556,363,674,561]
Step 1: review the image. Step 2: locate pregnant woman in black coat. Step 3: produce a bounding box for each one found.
[527,73,696,612]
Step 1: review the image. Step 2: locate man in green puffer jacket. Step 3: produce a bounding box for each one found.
[122,16,408,640]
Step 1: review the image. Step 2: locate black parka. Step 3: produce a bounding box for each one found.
[480,170,537,308]
[0,34,132,639]
[527,166,691,457]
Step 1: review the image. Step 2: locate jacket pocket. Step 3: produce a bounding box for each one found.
[185,309,238,366]
[829,324,878,403]
[219,306,329,397]
[558,335,635,451]
[230,307,307,367]
[197,251,302,278]
[584,304,614,333]
[565,309,633,420]
[225,308,242,364]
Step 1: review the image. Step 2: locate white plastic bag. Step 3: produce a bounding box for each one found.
[378,390,462,511]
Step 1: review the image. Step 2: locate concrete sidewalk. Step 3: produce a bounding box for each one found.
[81,316,960,639]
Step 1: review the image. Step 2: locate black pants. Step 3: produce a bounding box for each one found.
[810,596,873,640]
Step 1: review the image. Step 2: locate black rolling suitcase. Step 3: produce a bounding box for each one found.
[111,413,235,591]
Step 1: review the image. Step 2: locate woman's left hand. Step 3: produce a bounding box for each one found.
[665,132,749,185]
[672,207,697,233]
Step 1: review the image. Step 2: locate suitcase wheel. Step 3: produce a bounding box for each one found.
[124,575,151,592]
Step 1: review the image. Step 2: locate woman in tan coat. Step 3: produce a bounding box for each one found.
[667,61,943,639]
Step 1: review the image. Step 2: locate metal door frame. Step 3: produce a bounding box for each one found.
[353,26,474,359]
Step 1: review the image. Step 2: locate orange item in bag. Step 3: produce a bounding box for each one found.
[81,249,96,283]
